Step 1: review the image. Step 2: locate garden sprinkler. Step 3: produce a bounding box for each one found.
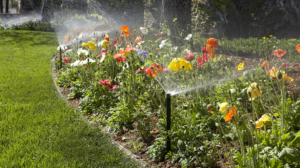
[60,47,62,69]
[166,93,171,154]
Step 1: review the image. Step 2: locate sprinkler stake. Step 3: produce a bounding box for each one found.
[166,93,171,155]
[60,47,62,69]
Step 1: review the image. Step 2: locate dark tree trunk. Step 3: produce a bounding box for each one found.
[28,0,40,12]
[162,0,192,44]
[95,0,144,31]
[41,0,54,22]
[203,0,300,38]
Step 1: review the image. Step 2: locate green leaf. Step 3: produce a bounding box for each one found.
[289,131,300,146]
[278,147,300,163]
[281,133,290,141]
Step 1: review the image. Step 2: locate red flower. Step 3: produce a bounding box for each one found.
[125,46,136,51]
[135,36,143,44]
[101,49,108,55]
[281,63,289,68]
[80,57,85,61]
[107,84,117,90]
[104,79,110,84]
[63,57,70,63]
[155,33,163,38]
[84,65,87,68]
[114,40,118,45]
[99,80,106,85]
[96,55,102,59]
[136,69,141,73]
[273,49,286,58]
[145,63,162,77]
[122,57,126,62]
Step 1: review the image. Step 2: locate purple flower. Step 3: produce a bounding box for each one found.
[136,49,149,59]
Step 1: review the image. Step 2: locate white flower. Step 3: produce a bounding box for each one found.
[171,47,178,52]
[57,45,67,51]
[184,34,193,40]
[140,27,149,34]
[81,58,96,64]
[123,63,129,70]
[100,53,106,62]
[77,48,89,56]
[159,39,168,49]
[65,49,73,55]
[70,60,81,67]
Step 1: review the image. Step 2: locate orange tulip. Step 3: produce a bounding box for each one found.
[120,25,130,37]
[296,44,300,53]
[206,44,215,58]
[207,38,218,48]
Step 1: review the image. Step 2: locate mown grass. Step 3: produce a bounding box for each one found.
[0,30,140,167]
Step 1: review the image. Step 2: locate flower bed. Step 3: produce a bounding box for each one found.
[54,25,300,168]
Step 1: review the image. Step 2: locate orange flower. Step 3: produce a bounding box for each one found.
[207,38,218,48]
[225,107,237,122]
[120,25,130,37]
[206,44,215,58]
[145,63,162,77]
[273,49,286,58]
[105,34,109,41]
[296,44,300,53]
[261,61,271,71]
[64,36,70,41]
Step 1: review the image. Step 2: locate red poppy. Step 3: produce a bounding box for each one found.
[99,80,106,85]
[84,65,87,68]
[136,69,141,73]
[296,44,300,53]
[273,49,286,58]
[114,40,118,45]
[96,55,102,59]
[155,33,163,38]
[104,79,110,84]
[225,107,236,122]
[125,46,136,51]
[101,49,108,55]
[107,84,117,90]
[80,57,85,61]
[184,54,195,61]
[63,57,70,63]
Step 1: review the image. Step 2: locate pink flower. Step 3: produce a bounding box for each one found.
[99,80,106,85]
[282,63,289,68]
[101,49,108,54]
[202,46,207,54]
[197,53,209,68]
[163,68,170,72]
[104,79,110,84]
[184,49,192,55]
[188,54,195,60]
[107,84,117,90]
[135,36,143,44]
[183,56,188,60]
[273,49,286,58]
[136,69,141,73]
[155,33,163,38]
[122,57,126,62]
[114,40,118,45]
[96,55,102,59]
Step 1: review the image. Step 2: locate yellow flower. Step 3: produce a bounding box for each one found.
[81,43,88,49]
[262,37,266,40]
[219,102,229,115]
[87,41,96,51]
[178,58,193,70]
[247,82,262,100]
[101,40,109,48]
[255,114,271,128]
[267,68,293,82]
[237,63,244,71]
[123,50,130,56]
[168,58,181,72]
[269,35,273,37]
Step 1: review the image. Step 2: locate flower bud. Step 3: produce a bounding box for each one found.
[229,89,236,95]
[215,123,219,128]
[207,104,213,110]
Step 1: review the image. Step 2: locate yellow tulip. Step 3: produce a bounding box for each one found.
[81,43,88,49]
[168,58,181,72]
[101,40,109,48]
[247,82,262,100]
[219,102,229,115]
[237,63,244,71]
[255,114,271,128]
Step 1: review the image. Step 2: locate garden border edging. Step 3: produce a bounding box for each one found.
[51,55,151,168]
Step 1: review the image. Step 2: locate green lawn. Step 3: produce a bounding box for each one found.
[0,30,140,167]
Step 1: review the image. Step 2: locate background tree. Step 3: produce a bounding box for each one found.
[162,0,192,44]
[41,0,54,22]
[199,0,300,38]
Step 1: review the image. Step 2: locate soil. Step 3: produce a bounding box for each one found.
[52,53,300,168]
